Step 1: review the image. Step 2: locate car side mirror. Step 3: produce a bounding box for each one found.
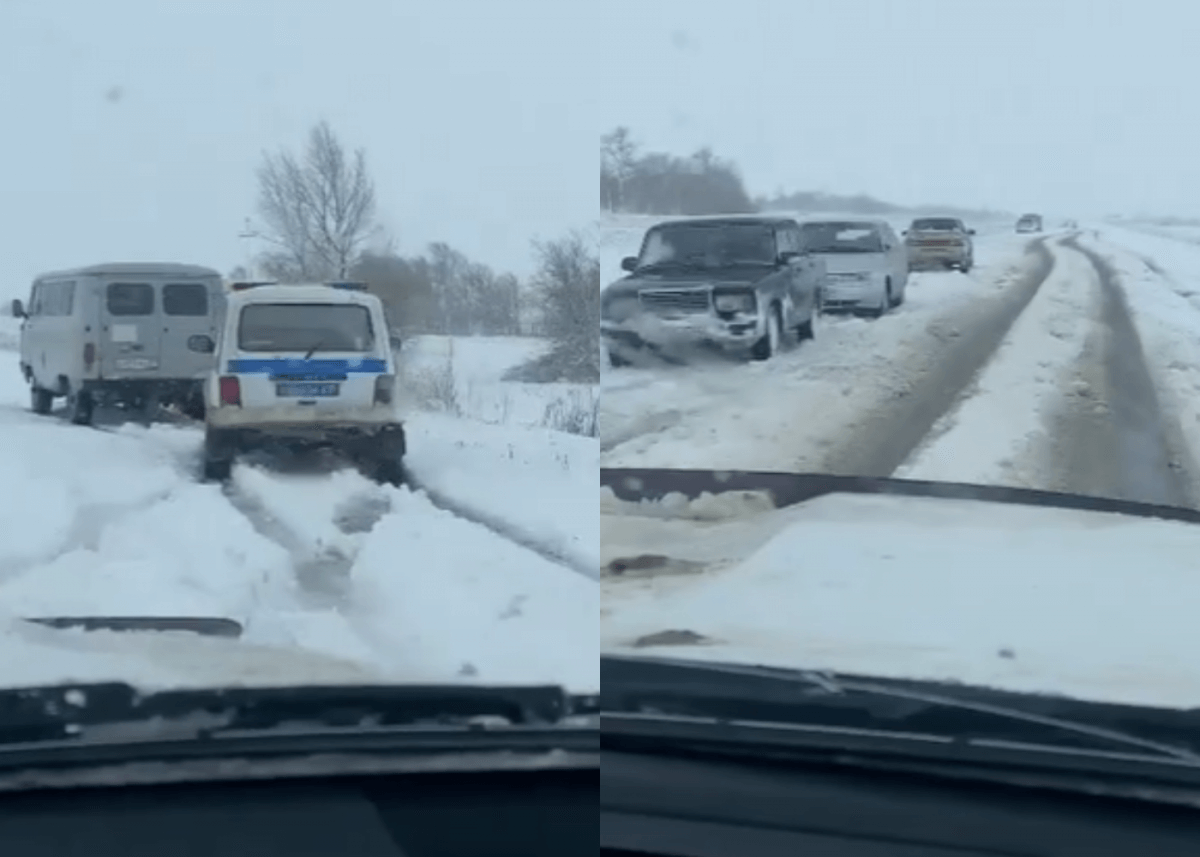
[10,299,24,319]
[621,256,638,273]
[778,251,800,265]
[390,335,403,351]
[901,230,908,236]
[968,229,976,235]
[187,334,215,354]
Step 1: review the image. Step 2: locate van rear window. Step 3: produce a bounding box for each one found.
[163,283,209,316]
[238,304,374,353]
[106,283,154,316]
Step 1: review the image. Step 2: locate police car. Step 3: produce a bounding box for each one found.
[187,281,406,484]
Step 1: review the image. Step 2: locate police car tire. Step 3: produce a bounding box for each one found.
[373,458,406,487]
[202,456,232,482]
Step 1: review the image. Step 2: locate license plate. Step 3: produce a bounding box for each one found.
[276,382,339,398]
[115,357,158,370]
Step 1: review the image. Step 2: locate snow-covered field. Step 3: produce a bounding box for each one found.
[0,326,597,692]
[400,334,598,435]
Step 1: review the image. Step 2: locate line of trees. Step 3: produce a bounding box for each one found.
[601,125,1003,222]
[237,121,598,382]
[600,126,756,215]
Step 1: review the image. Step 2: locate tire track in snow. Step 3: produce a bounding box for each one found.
[402,470,596,579]
[820,239,1055,477]
[1052,237,1198,507]
[220,464,391,607]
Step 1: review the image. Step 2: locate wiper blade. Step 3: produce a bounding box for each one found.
[303,339,325,360]
[601,654,1200,766]
[0,681,598,746]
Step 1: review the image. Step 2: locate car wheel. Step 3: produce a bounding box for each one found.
[750,305,783,361]
[30,386,52,415]
[202,429,235,482]
[795,306,816,342]
[869,282,891,319]
[65,390,94,426]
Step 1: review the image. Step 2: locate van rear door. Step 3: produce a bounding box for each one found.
[159,277,222,379]
[99,281,163,379]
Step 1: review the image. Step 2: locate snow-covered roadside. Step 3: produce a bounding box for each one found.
[404,412,598,574]
[599,231,1037,471]
[897,239,1099,485]
[1073,231,1200,485]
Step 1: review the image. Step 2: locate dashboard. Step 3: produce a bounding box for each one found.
[602,750,1200,856]
[0,766,595,856]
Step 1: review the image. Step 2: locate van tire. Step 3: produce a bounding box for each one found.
[30,387,53,415]
[66,391,94,426]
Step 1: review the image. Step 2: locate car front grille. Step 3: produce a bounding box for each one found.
[639,288,710,314]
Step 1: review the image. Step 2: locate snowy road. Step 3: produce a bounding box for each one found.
[0,337,598,693]
[601,222,1200,509]
[600,222,1200,708]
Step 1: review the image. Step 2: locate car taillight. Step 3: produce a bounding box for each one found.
[82,343,96,367]
[218,376,241,406]
[374,374,395,404]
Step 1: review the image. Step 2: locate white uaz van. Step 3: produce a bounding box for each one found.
[191,281,405,484]
[13,263,225,424]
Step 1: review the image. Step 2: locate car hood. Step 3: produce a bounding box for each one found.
[0,618,388,691]
[601,486,1200,710]
[603,267,764,299]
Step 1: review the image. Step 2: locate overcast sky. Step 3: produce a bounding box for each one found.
[0,0,592,298]
[598,0,1200,219]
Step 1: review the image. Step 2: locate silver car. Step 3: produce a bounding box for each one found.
[799,219,909,317]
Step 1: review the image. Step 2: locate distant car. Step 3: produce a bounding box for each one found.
[193,281,405,484]
[1016,213,1043,233]
[600,215,824,364]
[903,217,975,272]
[798,218,908,316]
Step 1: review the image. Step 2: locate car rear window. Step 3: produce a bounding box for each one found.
[163,283,209,316]
[910,219,961,231]
[106,282,154,316]
[800,222,883,253]
[238,304,375,353]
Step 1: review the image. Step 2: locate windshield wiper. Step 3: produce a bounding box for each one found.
[303,339,325,360]
[601,654,1200,772]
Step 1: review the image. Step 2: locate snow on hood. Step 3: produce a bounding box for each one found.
[0,618,389,691]
[601,491,1200,710]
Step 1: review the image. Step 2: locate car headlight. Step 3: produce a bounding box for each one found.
[713,292,755,313]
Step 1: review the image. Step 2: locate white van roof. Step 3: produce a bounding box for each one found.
[36,262,222,281]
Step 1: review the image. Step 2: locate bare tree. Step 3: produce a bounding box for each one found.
[601,127,638,212]
[512,230,599,383]
[254,121,378,282]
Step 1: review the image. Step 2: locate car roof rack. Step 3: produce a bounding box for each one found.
[327,281,368,291]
